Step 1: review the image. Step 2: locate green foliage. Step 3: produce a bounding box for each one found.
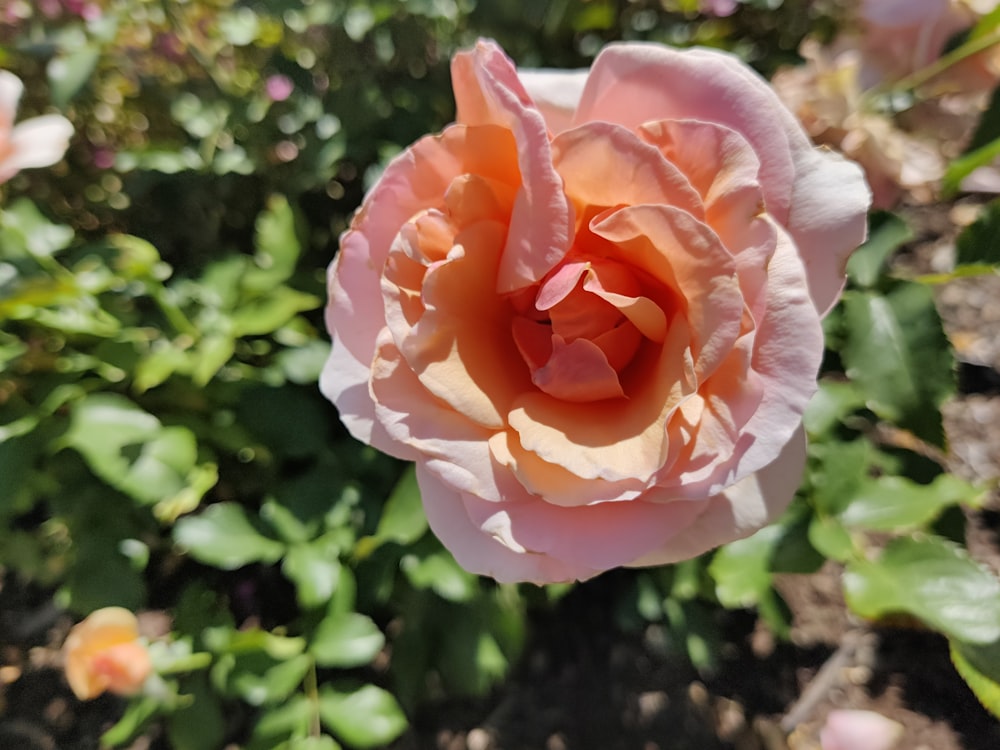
[844,536,1000,644]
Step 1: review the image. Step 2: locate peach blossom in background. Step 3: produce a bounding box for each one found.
[321,40,869,583]
[772,40,946,208]
[0,70,73,185]
[63,607,153,700]
[858,0,972,84]
[700,0,738,16]
[820,710,904,750]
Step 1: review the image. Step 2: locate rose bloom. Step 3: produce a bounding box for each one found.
[0,70,73,184]
[772,39,945,209]
[322,40,869,583]
[858,0,998,88]
[820,710,903,750]
[63,607,153,700]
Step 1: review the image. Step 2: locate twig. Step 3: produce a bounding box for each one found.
[780,629,872,734]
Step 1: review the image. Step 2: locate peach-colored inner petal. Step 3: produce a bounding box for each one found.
[509,319,695,482]
[552,121,704,223]
[530,335,626,402]
[396,220,531,429]
[489,430,648,507]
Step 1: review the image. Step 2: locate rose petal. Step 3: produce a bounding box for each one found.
[489,430,648,507]
[531,334,626,402]
[371,332,518,504]
[657,221,822,496]
[398,220,530,428]
[0,70,23,131]
[574,43,868,315]
[591,204,743,382]
[517,67,589,135]
[629,425,807,566]
[509,320,694,483]
[6,115,74,170]
[460,482,707,577]
[417,461,591,583]
[552,121,703,220]
[452,40,574,292]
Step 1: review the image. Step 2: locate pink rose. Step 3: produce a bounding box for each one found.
[63,607,153,700]
[858,0,978,85]
[820,710,903,750]
[701,0,739,16]
[0,70,73,185]
[321,40,869,583]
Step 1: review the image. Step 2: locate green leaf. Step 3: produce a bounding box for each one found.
[47,43,100,106]
[230,286,321,336]
[100,696,161,748]
[167,674,226,750]
[203,626,305,659]
[134,342,189,392]
[838,474,982,532]
[846,212,913,288]
[943,137,1000,197]
[804,380,866,437]
[262,499,312,544]
[249,695,312,748]
[807,438,873,516]
[950,637,1000,719]
[956,199,1000,267]
[154,461,219,524]
[174,503,285,569]
[282,537,343,608]
[401,548,477,602]
[709,525,783,608]
[245,194,301,293]
[310,612,385,668]
[841,283,954,446]
[61,393,199,505]
[437,615,511,696]
[191,333,236,385]
[357,466,427,556]
[807,514,856,563]
[844,536,1000,643]
[318,684,407,749]
[0,198,74,257]
[218,652,312,706]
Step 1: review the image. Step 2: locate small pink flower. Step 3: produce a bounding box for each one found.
[0,70,73,185]
[63,607,153,700]
[265,74,294,103]
[820,710,904,750]
[701,0,738,16]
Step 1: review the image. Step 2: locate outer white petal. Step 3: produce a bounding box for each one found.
[7,115,74,170]
[0,70,23,129]
[517,68,589,135]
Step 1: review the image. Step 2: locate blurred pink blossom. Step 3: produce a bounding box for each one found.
[265,74,295,102]
[0,71,73,185]
[773,40,945,208]
[858,0,989,87]
[820,710,903,750]
[700,0,738,16]
[63,0,102,21]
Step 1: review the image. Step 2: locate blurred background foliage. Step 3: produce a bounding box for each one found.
[2,0,1000,748]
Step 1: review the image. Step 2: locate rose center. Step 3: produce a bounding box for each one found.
[510,257,663,403]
